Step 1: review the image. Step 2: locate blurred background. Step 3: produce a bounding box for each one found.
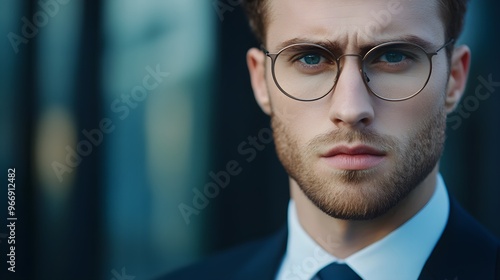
[0,0,499,279]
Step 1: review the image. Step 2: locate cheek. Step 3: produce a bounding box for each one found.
[271,99,321,144]
[266,74,326,142]
[270,98,339,152]
[265,61,335,138]
[407,69,448,119]
[376,67,448,134]
[420,57,449,110]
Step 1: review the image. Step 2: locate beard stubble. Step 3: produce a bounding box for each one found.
[271,108,446,220]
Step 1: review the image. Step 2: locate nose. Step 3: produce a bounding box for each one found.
[328,55,375,129]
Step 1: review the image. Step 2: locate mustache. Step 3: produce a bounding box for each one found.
[307,128,398,152]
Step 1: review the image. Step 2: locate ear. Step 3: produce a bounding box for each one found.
[445,45,471,113]
[247,48,272,115]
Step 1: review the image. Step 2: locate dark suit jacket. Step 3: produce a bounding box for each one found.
[160,197,500,280]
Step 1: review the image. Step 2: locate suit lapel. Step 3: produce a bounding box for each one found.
[418,196,499,279]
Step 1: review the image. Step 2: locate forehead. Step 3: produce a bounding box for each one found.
[265,0,445,50]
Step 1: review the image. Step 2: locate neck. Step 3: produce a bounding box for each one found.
[291,166,438,259]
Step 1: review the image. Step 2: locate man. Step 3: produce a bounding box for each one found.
[162,0,500,279]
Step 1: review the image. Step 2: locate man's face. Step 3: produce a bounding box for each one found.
[259,0,455,220]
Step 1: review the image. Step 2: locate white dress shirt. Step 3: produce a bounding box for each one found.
[276,174,450,280]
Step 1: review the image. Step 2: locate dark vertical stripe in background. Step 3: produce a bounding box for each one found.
[71,1,103,279]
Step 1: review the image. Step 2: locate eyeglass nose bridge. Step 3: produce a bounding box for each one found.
[333,53,368,85]
[336,53,364,60]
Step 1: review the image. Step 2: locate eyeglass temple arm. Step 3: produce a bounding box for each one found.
[435,38,455,53]
[260,44,270,55]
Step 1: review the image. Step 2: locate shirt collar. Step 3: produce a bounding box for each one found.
[276,174,450,280]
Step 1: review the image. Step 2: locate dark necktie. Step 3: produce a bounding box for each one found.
[313,262,362,280]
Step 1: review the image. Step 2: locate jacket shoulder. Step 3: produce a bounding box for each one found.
[419,197,500,279]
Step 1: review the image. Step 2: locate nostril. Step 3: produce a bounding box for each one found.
[360,116,372,126]
[333,116,372,129]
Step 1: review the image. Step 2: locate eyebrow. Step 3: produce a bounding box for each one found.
[272,35,438,54]
[273,38,344,54]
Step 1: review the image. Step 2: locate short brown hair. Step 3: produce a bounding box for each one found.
[242,0,469,46]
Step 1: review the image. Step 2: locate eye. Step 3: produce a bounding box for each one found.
[279,46,336,75]
[364,45,423,73]
[379,51,407,63]
[299,53,324,65]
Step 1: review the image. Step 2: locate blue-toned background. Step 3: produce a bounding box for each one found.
[0,1,498,279]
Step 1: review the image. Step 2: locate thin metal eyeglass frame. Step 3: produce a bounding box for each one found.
[261,38,455,102]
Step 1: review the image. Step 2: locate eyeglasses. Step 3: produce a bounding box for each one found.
[262,39,454,102]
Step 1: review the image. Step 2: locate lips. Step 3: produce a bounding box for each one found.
[321,145,386,170]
